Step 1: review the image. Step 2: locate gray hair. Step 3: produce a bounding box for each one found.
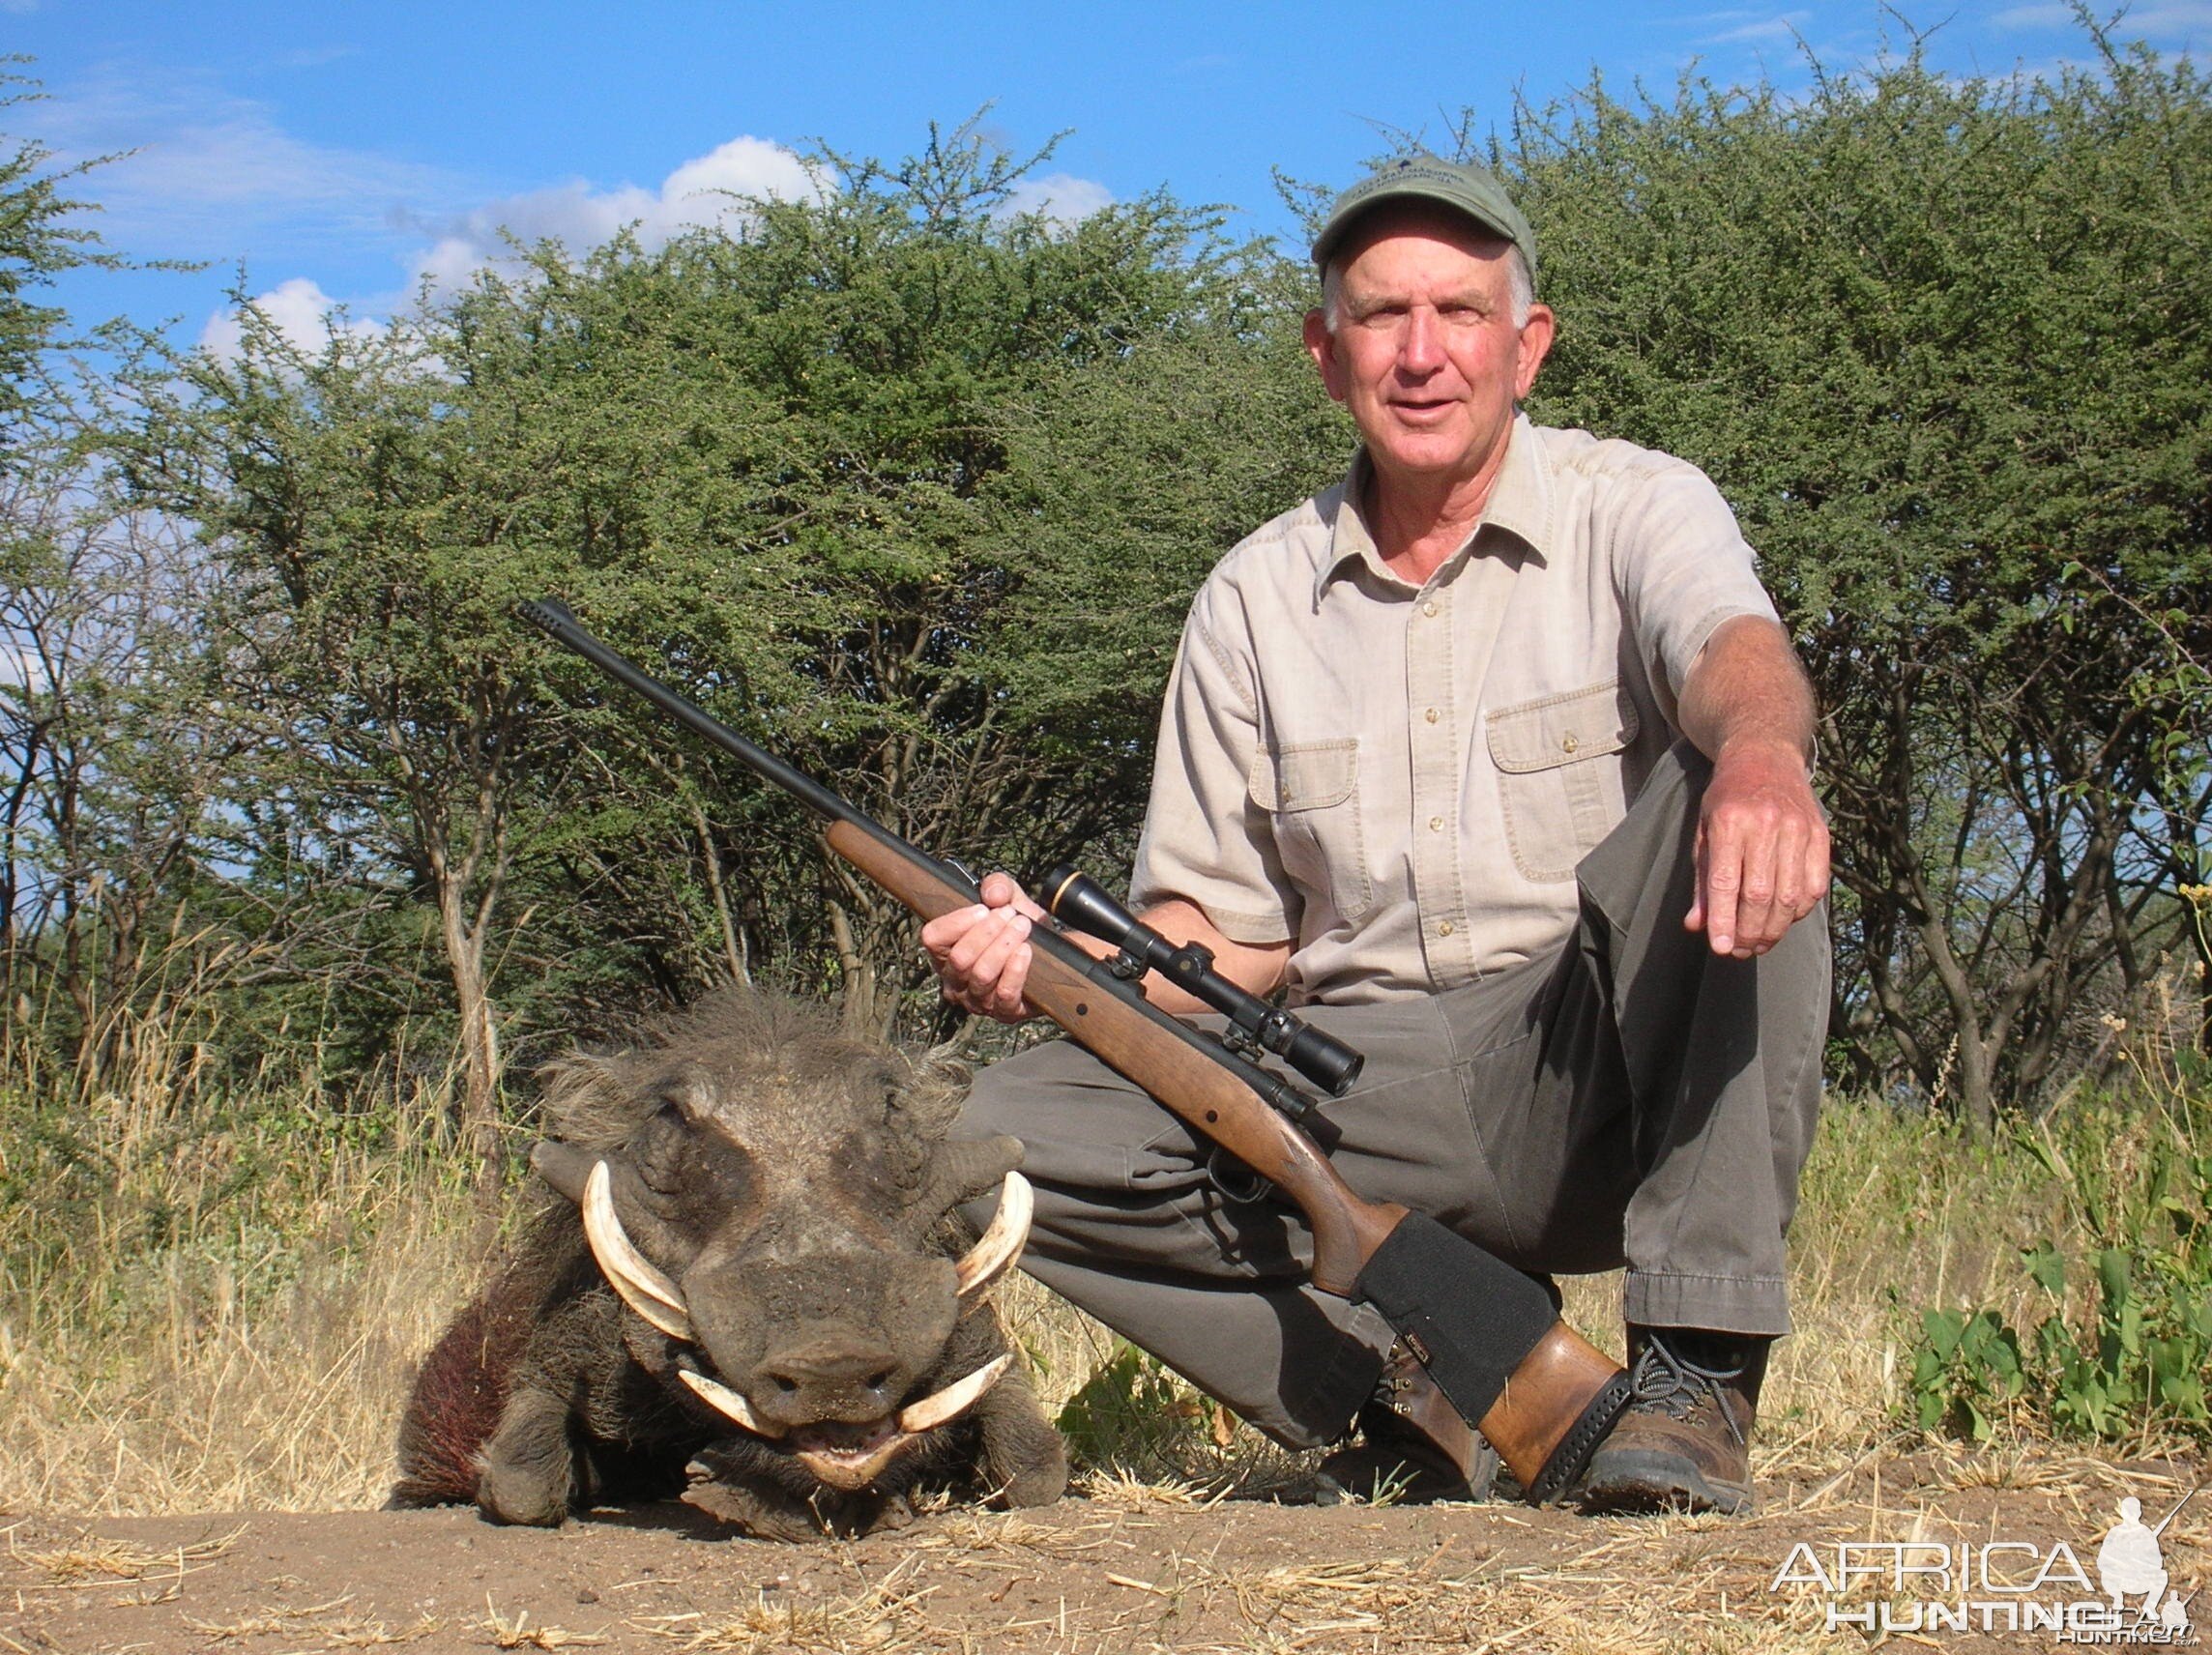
[1320,241,1536,334]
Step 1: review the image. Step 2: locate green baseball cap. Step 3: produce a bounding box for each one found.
[1310,153,1536,275]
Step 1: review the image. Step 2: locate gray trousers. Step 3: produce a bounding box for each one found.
[956,744,1829,1449]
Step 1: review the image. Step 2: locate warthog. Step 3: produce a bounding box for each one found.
[389,988,1066,1539]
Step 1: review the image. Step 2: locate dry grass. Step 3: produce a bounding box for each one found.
[0,1005,491,1515]
[0,990,2197,1520]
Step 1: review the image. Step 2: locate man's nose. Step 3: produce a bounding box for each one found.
[1398,306,1444,374]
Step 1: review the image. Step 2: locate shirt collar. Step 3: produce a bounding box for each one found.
[1313,413,1551,608]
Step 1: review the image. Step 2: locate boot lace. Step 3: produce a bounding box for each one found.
[1627,1334,1749,1444]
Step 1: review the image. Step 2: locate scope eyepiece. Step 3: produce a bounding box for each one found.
[1040,864,1365,1097]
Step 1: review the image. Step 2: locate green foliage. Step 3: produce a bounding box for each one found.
[1050,1338,1223,1472]
[1504,33,2212,1118]
[0,63,128,429]
[1908,1085,2212,1444]
[131,115,1296,1089]
[1911,1307,2026,1441]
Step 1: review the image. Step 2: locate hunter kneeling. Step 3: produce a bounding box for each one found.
[923,154,1831,1517]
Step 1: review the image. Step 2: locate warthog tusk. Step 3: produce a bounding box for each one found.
[679,1369,784,1439]
[899,1351,1012,1434]
[954,1172,1033,1299]
[583,1161,694,1342]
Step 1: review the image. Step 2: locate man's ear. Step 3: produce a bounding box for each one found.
[1304,307,1349,404]
[1514,304,1557,399]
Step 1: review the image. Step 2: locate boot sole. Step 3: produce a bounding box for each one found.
[1574,1448,1753,1517]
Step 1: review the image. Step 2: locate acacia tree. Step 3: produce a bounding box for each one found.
[137,120,1290,1179]
[1507,34,2212,1120]
[0,83,304,1097]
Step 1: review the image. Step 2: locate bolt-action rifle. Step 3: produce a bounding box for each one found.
[516,597,1631,1504]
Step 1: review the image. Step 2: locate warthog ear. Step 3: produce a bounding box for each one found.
[927,1134,1024,1211]
[892,1041,974,1136]
[530,1139,596,1204]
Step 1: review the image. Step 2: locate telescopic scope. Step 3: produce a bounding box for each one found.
[1039,866,1364,1097]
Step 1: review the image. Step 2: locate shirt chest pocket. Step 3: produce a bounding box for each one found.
[1486,681,1641,882]
[1248,738,1374,923]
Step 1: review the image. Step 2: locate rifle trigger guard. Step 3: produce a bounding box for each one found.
[1206,1145,1274,1206]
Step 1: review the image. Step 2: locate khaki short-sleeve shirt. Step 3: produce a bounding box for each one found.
[1127,415,1780,1005]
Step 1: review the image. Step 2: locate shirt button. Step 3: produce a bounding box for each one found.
[1428,816,1444,832]
[1439,919,1455,936]
[1421,600,1439,618]
[1561,733,1580,754]
[1424,708,1440,724]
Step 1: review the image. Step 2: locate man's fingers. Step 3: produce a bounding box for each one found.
[978,871,1040,918]
[1685,819,1710,935]
[1799,822,1833,920]
[1732,814,1788,955]
[919,874,1041,1024]
[975,912,1032,985]
[1700,817,1743,955]
[919,902,989,959]
[988,942,1033,1022]
[955,909,1026,987]
[1689,747,1830,956]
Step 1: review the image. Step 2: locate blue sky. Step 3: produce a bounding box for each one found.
[9,0,2209,354]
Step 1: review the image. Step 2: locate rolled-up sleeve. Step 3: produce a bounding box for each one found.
[1127,596,1297,944]
[1615,463,1779,703]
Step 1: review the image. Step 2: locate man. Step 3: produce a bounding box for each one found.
[923,155,1830,1516]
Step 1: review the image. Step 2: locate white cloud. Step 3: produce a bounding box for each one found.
[1701,9,1815,44]
[996,172,1115,227]
[395,136,818,295]
[198,277,383,363]
[2102,0,2212,30]
[0,641,49,693]
[20,69,463,258]
[160,130,818,353]
[1991,0,2212,33]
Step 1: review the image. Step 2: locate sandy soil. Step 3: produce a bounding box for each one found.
[5,1453,2202,1654]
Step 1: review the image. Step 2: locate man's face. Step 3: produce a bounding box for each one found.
[1303,211,1555,490]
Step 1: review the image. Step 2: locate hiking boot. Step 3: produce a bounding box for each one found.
[1574,1327,1768,1516]
[1314,1340,1499,1505]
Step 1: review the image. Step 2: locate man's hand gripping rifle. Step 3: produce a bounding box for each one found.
[516,597,1632,1504]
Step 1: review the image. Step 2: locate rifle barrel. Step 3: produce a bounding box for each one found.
[515,597,981,905]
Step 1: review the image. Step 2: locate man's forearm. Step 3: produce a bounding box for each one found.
[1676,615,1817,768]
[1674,615,1830,958]
[1129,897,1290,1014]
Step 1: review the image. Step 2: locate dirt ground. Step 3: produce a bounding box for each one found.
[4,1452,2201,1655]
